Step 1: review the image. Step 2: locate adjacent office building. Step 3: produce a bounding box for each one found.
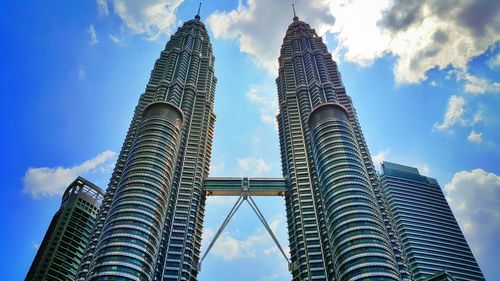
[380,161,485,281]
[77,12,216,281]
[26,177,104,281]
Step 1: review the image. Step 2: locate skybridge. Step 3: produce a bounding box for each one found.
[203,177,287,196]
[199,177,295,272]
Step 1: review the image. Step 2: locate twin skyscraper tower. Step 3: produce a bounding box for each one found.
[69,12,483,281]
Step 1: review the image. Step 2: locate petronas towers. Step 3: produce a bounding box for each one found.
[70,10,483,281]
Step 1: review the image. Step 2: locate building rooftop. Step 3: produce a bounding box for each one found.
[382,161,420,175]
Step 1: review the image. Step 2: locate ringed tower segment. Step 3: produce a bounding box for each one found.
[308,104,401,280]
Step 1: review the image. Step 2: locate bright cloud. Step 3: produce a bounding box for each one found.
[433,95,487,132]
[237,157,272,176]
[202,216,287,261]
[96,0,109,16]
[328,0,390,67]
[22,150,116,198]
[417,163,431,176]
[434,95,467,130]
[467,130,483,143]
[78,67,86,80]
[207,0,335,75]
[206,231,257,261]
[88,24,98,45]
[108,0,184,40]
[207,0,500,85]
[472,111,485,125]
[487,53,500,69]
[245,84,279,125]
[108,34,123,45]
[372,148,390,167]
[445,169,500,279]
[206,196,237,207]
[374,0,500,84]
[209,161,225,176]
[460,72,500,95]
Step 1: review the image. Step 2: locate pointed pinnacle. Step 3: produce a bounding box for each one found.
[292,3,298,21]
[195,2,202,20]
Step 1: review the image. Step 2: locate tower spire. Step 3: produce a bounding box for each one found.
[195,2,202,20]
[292,3,298,21]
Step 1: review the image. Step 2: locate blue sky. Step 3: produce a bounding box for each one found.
[1,1,499,280]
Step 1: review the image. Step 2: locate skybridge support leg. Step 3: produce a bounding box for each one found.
[246,194,291,269]
[198,192,291,272]
[198,194,244,271]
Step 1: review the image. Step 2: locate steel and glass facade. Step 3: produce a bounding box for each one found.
[86,102,184,280]
[380,161,485,281]
[78,14,216,281]
[26,177,104,281]
[276,16,408,280]
[308,104,400,280]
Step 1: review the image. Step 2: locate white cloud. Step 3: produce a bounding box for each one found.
[467,130,483,143]
[335,0,500,84]
[108,34,124,45]
[237,157,272,176]
[472,111,485,125]
[110,0,184,40]
[434,95,467,130]
[32,241,40,250]
[209,161,225,177]
[487,53,500,70]
[433,95,487,132]
[417,163,431,176]
[461,72,500,95]
[88,24,98,45]
[206,196,237,207]
[245,84,279,125]
[372,148,390,167]
[328,0,390,68]
[209,231,256,261]
[78,67,86,80]
[445,169,500,279]
[23,150,116,198]
[207,0,500,84]
[96,0,109,16]
[207,0,335,75]
[202,216,287,261]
